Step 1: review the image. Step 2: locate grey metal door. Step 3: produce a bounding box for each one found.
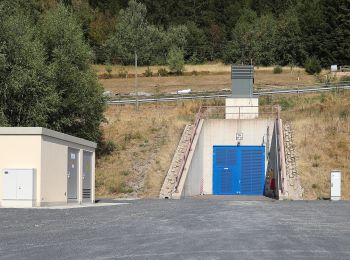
[82,151,92,199]
[67,148,79,200]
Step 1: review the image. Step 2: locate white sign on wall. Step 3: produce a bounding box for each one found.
[236,132,244,141]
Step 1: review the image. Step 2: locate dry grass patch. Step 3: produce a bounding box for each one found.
[99,69,317,95]
[97,90,350,199]
[96,101,201,198]
[279,91,350,199]
[94,62,231,76]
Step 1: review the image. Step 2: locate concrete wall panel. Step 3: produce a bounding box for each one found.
[0,136,42,206]
[183,119,275,196]
[41,137,69,205]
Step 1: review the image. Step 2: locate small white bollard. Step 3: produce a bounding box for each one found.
[331,170,341,201]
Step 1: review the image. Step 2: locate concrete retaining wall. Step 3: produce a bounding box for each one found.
[180,119,275,197]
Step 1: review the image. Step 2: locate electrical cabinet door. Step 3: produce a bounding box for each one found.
[2,169,34,200]
[331,171,341,200]
[82,151,92,199]
[3,170,17,200]
[67,148,79,200]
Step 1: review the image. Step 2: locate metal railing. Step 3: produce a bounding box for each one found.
[108,81,350,105]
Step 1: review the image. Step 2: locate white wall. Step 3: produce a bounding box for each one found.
[183,119,275,196]
[225,98,259,119]
[40,136,68,205]
[183,121,205,197]
[0,136,42,206]
[41,136,96,205]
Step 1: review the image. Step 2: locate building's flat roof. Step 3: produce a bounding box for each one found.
[0,127,97,149]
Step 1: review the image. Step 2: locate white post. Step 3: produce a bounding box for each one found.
[331,170,341,201]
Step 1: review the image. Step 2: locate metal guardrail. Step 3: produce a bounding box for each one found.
[108,82,350,105]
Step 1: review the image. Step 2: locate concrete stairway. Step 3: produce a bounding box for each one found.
[159,124,194,199]
[282,122,303,200]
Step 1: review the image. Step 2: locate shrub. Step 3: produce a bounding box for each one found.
[105,63,113,78]
[158,67,168,77]
[124,131,143,143]
[97,140,116,157]
[339,109,349,119]
[118,67,128,78]
[339,75,350,82]
[167,47,185,75]
[304,57,322,75]
[108,181,133,194]
[144,67,153,77]
[273,66,283,74]
[320,93,326,103]
[279,98,293,111]
[119,182,134,193]
[121,170,130,176]
[108,183,118,193]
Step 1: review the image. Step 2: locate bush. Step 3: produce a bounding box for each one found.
[144,67,153,77]
[97,140,116,157]
[320,93,326,103]
[273,66,283,74]
[339,109,350,119]
[158,67,168,77]
[279,98,293,111]
[167,47,185,75]
[339,76,350,82]
[304,57,322,75]
[191,70,198,76]
[124,131,143,143]
[105,63,113,78]
[118,67,128,78]
[119,182,134,193]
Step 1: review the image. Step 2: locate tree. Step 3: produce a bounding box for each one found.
[167,47,185,74]
[254,14,277,65]
[106,0,188,65]
[297,0,326,63]
[0,6,58,127]
[223,9,258,64]
[39,4,105,142]
[320,0,350,66]
[304,57,322,74]
[106,0,151,65]
[274,10,306,66]
[185,21,208,64]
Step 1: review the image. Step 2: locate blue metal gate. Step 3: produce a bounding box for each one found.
[213,146,265,195]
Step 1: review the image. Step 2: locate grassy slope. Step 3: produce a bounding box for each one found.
[276,91,350,200]
[96,67,350,199]
[96,101,201,198]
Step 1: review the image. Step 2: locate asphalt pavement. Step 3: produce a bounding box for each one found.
[0,198,349,259]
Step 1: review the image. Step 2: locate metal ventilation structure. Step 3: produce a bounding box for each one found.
[231,65,254,97]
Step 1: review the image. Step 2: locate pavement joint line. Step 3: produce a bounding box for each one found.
[0,202,130,210]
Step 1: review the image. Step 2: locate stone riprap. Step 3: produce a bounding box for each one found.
[282,121,304,200]
[160,124,194,198]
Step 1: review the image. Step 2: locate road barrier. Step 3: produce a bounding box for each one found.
[108,82,350,105]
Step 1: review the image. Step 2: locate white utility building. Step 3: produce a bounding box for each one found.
[0,127,96,207]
